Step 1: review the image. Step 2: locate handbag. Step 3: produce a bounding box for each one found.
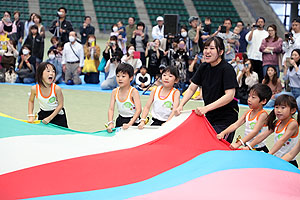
[98,57,106,72]
[82,58,97,73]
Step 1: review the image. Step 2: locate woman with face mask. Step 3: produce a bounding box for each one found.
[103,35,123,64]
[121,45,142,75]
[0,11,17,36]
[16,45,36,83]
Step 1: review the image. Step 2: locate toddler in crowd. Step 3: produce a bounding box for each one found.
[135,65,151,91]
[226,26,240,55]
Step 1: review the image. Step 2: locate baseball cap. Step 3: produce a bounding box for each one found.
[189,16,198,23]
[156,16,164,21]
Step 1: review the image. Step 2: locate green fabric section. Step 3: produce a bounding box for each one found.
[0,116,116,138]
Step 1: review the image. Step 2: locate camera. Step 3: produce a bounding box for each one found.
[253,24,260,28]
[109,42,115,47]
[285,32,293,39]
[220,26,226,33]
[110,54,120,63]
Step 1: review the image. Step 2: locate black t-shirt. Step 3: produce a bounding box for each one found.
[191,60,239,126]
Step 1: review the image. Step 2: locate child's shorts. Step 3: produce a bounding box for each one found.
[38,108,68,128]
[116,115,139,127]
[151,118,166,126]
[254,145,269,153]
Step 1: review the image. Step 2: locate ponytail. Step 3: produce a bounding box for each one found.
[266,109,277,131]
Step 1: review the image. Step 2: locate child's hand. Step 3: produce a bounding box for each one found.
[138,121,145,129]
[174,106,183,116]
[28,116,34,123]
[217,133,224,140]
[230,142,240,149]
[107,123,114,133]
[122,123,130,130]
[241,146,250,150]
[42,117,51,125]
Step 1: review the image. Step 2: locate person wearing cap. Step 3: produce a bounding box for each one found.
[152,16,164,41]
[49,7,73,44]
[188,16,203,58]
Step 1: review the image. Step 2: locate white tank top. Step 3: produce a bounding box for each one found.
[36,83,64,115]
[115,87,136,118]
[244,109,268,148]
[151,86,178,121]
[274,118,299,160]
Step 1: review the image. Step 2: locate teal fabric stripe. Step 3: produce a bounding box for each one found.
[27,150,300,200]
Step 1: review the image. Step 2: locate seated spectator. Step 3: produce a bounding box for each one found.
[135,65,151,91]
[45,49,63,84]
[49,36,59,50]
[0,11,17,37]
[101,54,121,90]
[131,21,148,65]
[236,60,259,104]
[145,39,164,80]
[80,16,95,45]
[15,45,36,83]
[83,35,100,84]
[0,40,18,71]
[262,66,282,107]
[121,45,142,74]
[103,35,123,63]
[33,14,45,38]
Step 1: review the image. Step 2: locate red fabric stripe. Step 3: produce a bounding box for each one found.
[0,112,230,200]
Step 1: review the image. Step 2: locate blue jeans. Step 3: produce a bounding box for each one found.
[16,77,35,84]
[262,65,279,78]
[101,77,117,90]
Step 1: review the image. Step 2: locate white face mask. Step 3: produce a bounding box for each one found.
[22,49,29,55]
[113,27,118,32]
[4,17,11,23]
[128,49,134,55]
[49,54,55,59]
[57,11,63,16]
[69,36,75,42]
[181,31,187,38]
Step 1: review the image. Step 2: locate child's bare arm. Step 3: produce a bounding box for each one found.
[28,86,36,123]
[269,121,298,155]
[245,128,274,150]
[282,139,300,162]
[123,89,141,129]
[166,90,180,122]
[107,89,116,132]
[138,89,155,129]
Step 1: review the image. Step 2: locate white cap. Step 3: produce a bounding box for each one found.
[156,16,164,21]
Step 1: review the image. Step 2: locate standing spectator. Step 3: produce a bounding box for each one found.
[16,45,36,83]
[282,18,300,66]
[245,17,269,82]
[188,16,202,58]
[13,11,24,51]
[103,35,123,62]
[236,21,248,53]
[259,24,283,77]
[121,45,142,74]
[24,13,35,41]
[79,16,95,45]
[131,22,148,65]
[0,11,17,37]
[23,25,44,67]
[125,17,136,47]
[62,31,84,85]
[49,7,73,44]
[33,14,45,38]
[46,49,63,84]
[152,16,164,41]
[145,39,164,80]
[0,40,18,71]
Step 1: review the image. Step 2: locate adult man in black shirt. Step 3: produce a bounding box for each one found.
[49,7,73,44]
[79,16,95,45]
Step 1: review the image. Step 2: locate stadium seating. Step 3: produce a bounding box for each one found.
[0,0,29,22]
[93,0,140,32]
[39,0,85,29]
[192,0,241,31]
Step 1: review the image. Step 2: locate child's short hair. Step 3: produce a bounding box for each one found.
[50,36,59,44]
[116,63,134,78]
[47,49,56,55]
[140,65,147,71]
[36,62,56,87]
[161,66,179,79]
[249,83,272,105]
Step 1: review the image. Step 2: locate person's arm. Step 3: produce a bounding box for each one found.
[273,38,283,53]
[138,89,156,129]
[79,45,84,68]
[259,39,269,53]
[246,27,255,42]
[144,73,151,86]
[243,128,274,150]
[269,121,298,155]
[217,110,248,140]
[94,45,101,60]
[40,26,45,38]
[123,89,142,129]
[28,85,36,123]
[42,85,64,124]
[166,90,180,122]
[104,60,111,73]
[174,82,198,116]
[107,89,116,133]
[282,139,300,162]
[49,20,57,34]
[276,79,283,93]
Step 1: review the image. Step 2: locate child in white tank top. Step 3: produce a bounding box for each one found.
[106,63,141,132]
[218,84,272,152]
[28,62,68,127]
[138,66,180,129]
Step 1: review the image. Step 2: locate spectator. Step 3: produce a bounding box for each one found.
[0,11,17,37]
[13,11,24,51]
[282,18,300,66]
[33,14,45,38]
[117,20,126,39]
[259,24,283,77]
[121,45,142,74]
[262,66,282,107]
[16,45,36,83]
[236,20,248,53]
[83,35,100,84]
[201,17,211,42]
[79,16,95,45]
[103,35,123,62]
[62,31,84,85]
[131,21,148,65]
[245,17,269,82]
[125,17,136,47]
[145,39,164,80]
[101,54,121,90]
[46,49,63,84]
[55,42,64,63]
[49,7,73,44]
[0,40,18,71]
[110,24,119,37]
[23,25,44,67]
[24,13,35,41]
[135,65,151,90]
[152,16,164,41]
[49,36,59,50]
[188,16,202,58]
[237,59,259,104]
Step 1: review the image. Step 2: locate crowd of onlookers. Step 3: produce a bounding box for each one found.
[1,7,300,106]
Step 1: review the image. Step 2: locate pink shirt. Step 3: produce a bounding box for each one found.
[259,37,283,66]
[0,20,17,35]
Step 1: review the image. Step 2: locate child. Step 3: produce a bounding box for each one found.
[138,66,180,128]
[135,65,151,91]
[28,62,68,127]
[46,49,63,84]
[282,139,300,167]
[225,26,240,55]
[217,84,272,152]
[243,94,300,167]
[106,63,142,132]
